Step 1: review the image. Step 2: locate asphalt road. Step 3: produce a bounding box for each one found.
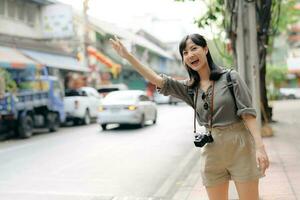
[0,104,203,200]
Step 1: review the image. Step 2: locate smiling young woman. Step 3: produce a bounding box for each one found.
[110,33,269,200]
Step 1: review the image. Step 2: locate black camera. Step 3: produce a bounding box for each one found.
[194,132,214,147]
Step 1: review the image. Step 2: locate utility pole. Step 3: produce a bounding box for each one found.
[247,1,262,128]
[82,0,89,70]
[235,0,262,129]
[82,0,98,87]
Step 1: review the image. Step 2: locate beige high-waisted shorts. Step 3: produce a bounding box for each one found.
[200,122,262,187]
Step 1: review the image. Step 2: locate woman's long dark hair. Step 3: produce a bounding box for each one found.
[179,34,223,88]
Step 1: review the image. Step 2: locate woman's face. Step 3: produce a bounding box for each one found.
[182,38,208,72]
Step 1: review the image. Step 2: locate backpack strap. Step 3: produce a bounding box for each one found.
[226,70,238,111]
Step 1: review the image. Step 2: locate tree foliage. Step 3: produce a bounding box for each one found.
[175,0,300,55]
[266,64,288,100]
[175,0,300,121]
[0,68,17,93]
[266,64,288,87]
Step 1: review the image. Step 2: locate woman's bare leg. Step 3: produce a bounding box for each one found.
[205,181,229,200]
[234,179,259,200]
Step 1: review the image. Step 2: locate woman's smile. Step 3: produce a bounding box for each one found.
[190,59,200,66]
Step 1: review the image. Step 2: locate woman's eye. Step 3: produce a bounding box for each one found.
[191,47,197,51]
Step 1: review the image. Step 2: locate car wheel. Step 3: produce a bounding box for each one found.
[73,118,81,125]
[83,110,91,125]
[47,112,60,132]
[139,114,145,128]
[18,115,33,138]
[101,124,107,131]
[153,111,157,124]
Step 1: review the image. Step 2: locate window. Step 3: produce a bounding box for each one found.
[0,0,40,27]
[16,0,25,21]
[53,81,63,99]
[27,3,37,26]
[7,0,16,19]
[0,0,5,16]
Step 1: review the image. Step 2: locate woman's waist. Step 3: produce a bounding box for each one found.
[205,121,246,133]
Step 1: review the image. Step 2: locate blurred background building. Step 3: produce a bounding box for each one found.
[0,0,88,90]
[0,0,186,95]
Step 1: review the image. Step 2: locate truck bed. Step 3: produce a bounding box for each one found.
[0,91,49,116]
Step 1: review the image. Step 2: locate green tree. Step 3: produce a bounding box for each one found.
[175,0,300,121]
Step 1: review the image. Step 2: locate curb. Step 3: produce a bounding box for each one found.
[153,147,200,199]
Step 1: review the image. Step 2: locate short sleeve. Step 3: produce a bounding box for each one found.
[230,70,257,117]
[157,74,194,107]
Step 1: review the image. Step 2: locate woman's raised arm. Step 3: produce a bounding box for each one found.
[110,36,164,88]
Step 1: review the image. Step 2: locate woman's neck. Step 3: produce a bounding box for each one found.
[198,64,211,81]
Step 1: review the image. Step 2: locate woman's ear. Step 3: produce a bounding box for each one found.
[204,47,208,55]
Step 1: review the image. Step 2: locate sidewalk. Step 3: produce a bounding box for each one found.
[172,100,300,200]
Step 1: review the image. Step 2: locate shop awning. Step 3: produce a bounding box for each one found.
[87,46,121,77]
[22,50,89,72]
[0,46,41,69]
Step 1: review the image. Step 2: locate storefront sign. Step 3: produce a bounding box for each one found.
[41,4,74,39]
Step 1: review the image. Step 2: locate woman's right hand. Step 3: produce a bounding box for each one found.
[110,36,131,59]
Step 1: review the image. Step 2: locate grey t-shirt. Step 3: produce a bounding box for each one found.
[157,70,256,128]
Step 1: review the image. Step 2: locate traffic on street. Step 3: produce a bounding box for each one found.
[0,0,299,199]
[0,104,201,199]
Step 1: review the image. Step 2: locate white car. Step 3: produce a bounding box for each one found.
[153,91,182,105]
[98,90,157,130]
[279,88,300,99]
[64,87,102,125]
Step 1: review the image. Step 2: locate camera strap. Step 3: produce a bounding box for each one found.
[208,82,215,133]
[193,82,215,134]
[193,87,199,134]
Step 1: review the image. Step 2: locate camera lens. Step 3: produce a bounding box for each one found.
[207,135,214,143]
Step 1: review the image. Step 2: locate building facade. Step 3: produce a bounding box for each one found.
[0,0,88,90]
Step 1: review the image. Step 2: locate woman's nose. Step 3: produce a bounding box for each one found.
[187,52,196,59]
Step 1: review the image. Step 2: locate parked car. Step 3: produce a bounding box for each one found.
[97,83,128,97]
[279,87,300,99]
[98,90,157,130]
[64,87,102,125]
[153,91,181,105]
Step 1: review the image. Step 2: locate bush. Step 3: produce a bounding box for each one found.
[266,64,288,100]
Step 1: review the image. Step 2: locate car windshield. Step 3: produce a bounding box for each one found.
[98,88,119,93]
[65,89,86,97]
[104,92,137,102]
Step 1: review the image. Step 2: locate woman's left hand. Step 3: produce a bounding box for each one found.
[256,145,269,176]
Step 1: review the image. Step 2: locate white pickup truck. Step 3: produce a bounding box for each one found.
[64,87,102,125]
[279,87,300,99]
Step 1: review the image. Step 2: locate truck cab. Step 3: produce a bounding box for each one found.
[0,67,65,138]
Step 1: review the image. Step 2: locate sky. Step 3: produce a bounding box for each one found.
[57,0,210,43]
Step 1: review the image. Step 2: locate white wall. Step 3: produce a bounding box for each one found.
[0,18,42,39]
